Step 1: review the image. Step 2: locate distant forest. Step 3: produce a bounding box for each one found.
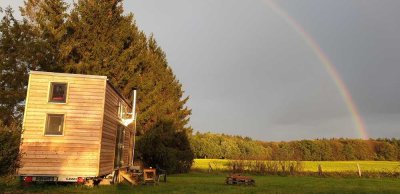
[190,132,400,161]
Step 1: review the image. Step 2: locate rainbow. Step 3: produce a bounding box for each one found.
[263,0,369,140]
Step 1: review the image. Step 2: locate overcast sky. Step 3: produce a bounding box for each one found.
[2,0,400,141]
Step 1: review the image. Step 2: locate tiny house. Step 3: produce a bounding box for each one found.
[18,71,136,182]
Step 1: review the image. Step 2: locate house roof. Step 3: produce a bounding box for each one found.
[30,71,108,80]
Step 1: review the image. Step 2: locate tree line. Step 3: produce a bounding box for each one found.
[190,132,400,161]
[0,0,192,175]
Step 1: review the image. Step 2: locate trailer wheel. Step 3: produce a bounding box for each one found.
[20,181,33,187]
[84,180,94,187]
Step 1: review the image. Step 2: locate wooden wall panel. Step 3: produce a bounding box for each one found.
[18,72,106,177]
[98,83,134,176]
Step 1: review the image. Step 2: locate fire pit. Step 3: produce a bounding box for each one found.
[225,174,255,186]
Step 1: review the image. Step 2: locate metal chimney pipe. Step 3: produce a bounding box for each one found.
[132,89,137,119]
[131,88,137,166]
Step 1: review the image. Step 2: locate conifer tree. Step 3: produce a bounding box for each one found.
[57,0,191,134]
[60,0,146,77]
[21,0,69,72]
[136,36,191,134]
[0,7,45,124]
[0,1,69,124]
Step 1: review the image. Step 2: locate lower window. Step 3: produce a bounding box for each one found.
[45,114,64,135]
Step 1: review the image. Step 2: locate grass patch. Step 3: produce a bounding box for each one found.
[2,172,400,193]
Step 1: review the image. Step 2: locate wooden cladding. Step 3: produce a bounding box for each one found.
[19,71,134,178]
[98,84,133,176]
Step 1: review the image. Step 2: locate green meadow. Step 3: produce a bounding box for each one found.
[2,172,400,194]
[1,160,400,193]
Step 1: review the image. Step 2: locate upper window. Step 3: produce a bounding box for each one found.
[49,83,67,103]
[45,114,64,136]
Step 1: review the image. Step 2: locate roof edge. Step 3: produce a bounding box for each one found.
[29,71,108,80]
[106,81,132,109]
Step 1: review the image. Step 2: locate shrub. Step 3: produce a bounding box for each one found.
[0,121,21,176]
[227,160,247,173]
[226,159,303,175]
[136,121,194,174]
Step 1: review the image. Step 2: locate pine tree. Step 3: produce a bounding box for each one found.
[60,0,146,76]
[0,7,43,124]
[0,1,69,125]
[21,0,69,72]
[136,36,191,134]
[57,0,191,134]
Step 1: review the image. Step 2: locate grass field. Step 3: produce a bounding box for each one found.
[192,159,400,173]
[1,172,400,194]
[1,160,399,193]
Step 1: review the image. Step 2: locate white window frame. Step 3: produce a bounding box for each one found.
[118,101,127,119]
[48,82,69,104]
[44,113,65,136]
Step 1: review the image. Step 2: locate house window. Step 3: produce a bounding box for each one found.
[49,83,67,103]
[45,114,64,135]
[118,102,127,119]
